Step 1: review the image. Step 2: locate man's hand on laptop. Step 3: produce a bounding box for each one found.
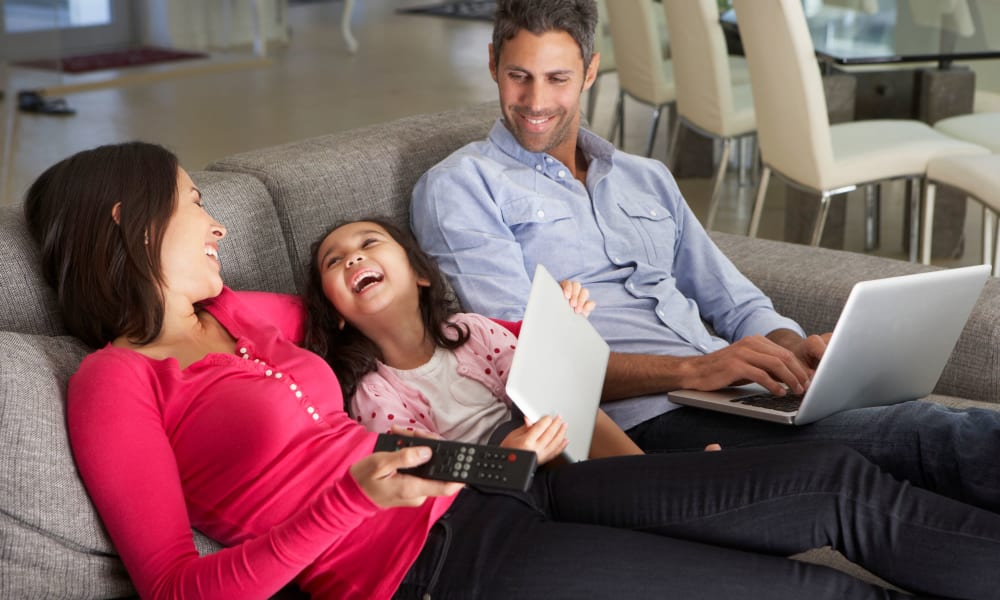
[604,332,829,401]
[767,329,832,372]
[679,335,813,396]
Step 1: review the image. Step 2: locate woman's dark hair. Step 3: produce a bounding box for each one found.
[302,218,470,404]
[492,0,598,71]
[23,142,179,348]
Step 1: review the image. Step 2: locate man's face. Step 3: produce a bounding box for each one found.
[489,29,597,158]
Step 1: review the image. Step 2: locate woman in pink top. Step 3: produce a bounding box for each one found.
[25,141,1000,600]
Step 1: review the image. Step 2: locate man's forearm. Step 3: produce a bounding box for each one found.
[601,329,813,403]
[601,352,693,402]
[765,328,806,352]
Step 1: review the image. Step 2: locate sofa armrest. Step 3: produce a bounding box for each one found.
[711,232,1000,403]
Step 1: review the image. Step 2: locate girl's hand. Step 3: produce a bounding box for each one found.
[559,280,596,317]
[351,447,463,508]
[500,415,569,464]
[389,424,443,440]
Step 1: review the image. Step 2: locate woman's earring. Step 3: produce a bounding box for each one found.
[144,232,149,245]
[338,318,346,331]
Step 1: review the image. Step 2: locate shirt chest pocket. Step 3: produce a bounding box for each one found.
[500,196,584,260]
[616,195,677,263]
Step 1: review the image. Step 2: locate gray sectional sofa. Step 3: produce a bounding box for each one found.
[2,102,998,598]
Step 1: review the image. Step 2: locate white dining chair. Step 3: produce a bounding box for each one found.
[921,154,1000,274]
[586,0,616,129]
[933,112,1000,153]
[604,0,676,157]
[732,0,989,256]
[920,111,1000,267]
[662,0,757,231]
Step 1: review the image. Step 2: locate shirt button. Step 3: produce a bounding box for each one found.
[295,391,303,399]
[536,164,542,171]
[275,373,283,379]
[238,347,247,354]
[557,170,566,178]
[650,210,657,217]
[307,406,315,414]
[536,210,545,218]
[312,413,320,421]
[545,157,552,162]
[265,369,273,376]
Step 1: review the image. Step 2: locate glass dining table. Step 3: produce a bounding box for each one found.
[718,0,1000,256]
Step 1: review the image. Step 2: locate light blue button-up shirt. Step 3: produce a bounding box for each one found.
[412,119,803,429]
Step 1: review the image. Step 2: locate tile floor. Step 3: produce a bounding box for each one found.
[0,0,981,268]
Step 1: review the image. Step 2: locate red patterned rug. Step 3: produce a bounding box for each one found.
[15,46,207,74]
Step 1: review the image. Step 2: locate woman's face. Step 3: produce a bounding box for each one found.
[315,221,428,328]
[158,168,227,304]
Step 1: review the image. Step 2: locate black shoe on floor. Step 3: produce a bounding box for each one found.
[18,90,76,116]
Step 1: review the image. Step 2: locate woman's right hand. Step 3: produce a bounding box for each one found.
[351,447,464,509]
[500,415,569,464]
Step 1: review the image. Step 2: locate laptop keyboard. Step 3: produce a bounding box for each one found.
[730,393,804,414]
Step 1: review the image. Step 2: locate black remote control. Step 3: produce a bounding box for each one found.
[374,433,538,492]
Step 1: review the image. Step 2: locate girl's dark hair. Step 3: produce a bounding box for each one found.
[23,142,179,348]
[492,0,598,71]
[302,218,470,404]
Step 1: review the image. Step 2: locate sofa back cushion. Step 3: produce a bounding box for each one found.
[0,332,133,598]
[209,102,499,291]
[0,331,226,599]
[0,206,67,336]
[191,171,297,294]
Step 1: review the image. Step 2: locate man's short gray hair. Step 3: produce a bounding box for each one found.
[492,0,599,71]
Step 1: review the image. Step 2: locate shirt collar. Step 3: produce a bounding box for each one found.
[487,118,616,171]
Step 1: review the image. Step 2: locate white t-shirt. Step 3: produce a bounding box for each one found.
[387,347,512,445]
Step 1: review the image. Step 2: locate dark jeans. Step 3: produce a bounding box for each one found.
[628,400,1000,512]
[395,443,1000,600]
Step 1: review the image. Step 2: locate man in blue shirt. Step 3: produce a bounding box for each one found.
[412,0,999,511]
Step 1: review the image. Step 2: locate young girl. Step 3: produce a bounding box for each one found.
[303,218,643,463]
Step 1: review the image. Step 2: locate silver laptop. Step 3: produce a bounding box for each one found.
[668,265,990,425]
[505,264,611,462]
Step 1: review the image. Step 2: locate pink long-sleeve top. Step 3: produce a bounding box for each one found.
[67,287,456,599]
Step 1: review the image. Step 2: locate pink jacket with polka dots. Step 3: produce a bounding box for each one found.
[350,313,519,439]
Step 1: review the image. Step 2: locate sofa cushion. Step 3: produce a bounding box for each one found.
[0,206,67,337]
[0,331,225,599]
[0,332,132,598]
[209,102,500,291]
[191,171,297,295]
